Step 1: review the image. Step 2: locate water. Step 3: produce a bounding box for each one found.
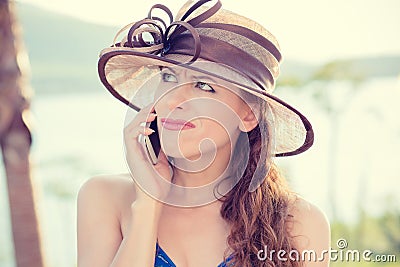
[1,77,400,267]
[1,91,127,267]
[276,77,400,221]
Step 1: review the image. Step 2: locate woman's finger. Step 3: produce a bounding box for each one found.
[124,109,157,132]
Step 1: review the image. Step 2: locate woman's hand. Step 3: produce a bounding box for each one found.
[123,104,173,205]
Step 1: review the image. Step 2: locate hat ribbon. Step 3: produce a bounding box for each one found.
[110,0,222,63]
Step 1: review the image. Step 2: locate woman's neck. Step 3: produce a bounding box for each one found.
[161,141,237,206]
[171,141,233,188]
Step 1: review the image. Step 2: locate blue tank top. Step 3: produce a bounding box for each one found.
[155,242,234,267]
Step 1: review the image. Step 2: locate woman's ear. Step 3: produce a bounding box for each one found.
[239,105,259,132]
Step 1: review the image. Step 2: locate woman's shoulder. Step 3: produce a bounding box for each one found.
[79,173,134,190]
[77,174,136,265]
[78,173,135,197]
[288,195,329,227]
[287,195,331,260]
[77,173,136,216]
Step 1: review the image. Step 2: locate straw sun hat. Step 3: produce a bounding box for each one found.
[98,0,314,157]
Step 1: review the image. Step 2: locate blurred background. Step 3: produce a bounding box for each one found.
[0,0,399,266]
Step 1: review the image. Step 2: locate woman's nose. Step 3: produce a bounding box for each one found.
[165,85,192,111]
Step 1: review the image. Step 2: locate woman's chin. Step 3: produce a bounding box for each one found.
[162,146,202,161]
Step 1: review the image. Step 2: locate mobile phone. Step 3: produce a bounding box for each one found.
[143,118,161,165]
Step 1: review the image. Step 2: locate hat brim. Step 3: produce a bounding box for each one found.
[98,49,314,157]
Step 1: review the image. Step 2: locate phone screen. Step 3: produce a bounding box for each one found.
[144,118,161,165]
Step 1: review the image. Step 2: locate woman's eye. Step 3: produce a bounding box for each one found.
[195,82,215,93]
[162,73,178,83]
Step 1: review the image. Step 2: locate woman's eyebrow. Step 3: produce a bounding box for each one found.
[192,74,218,83]
[164,67,217,82]
[162,66,220,84]
[161,66,177,74]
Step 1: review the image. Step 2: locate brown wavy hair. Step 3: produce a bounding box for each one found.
[217,98,303,267]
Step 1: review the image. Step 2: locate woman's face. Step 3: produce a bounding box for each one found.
[153,63,257,163]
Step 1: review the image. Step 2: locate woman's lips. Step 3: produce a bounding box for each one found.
[161,118,196,131]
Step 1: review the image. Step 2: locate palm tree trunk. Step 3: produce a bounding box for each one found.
[0,1,46,266]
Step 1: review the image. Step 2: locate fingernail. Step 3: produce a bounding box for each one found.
[146,128,155,134]
[147,113,156,120]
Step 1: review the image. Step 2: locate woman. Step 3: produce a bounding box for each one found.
[77,1,330,266]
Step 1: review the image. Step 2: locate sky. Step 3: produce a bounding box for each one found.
[15,0,400,63]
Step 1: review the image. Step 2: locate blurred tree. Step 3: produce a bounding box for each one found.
[310,60,365,222]
[313,60,365,84]
[379,198,400,252]
[276,75,305,88]
[0,0,46,266]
